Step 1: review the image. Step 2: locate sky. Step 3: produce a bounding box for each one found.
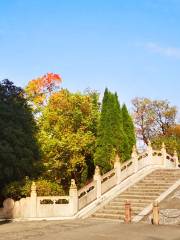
[0,0,180,114]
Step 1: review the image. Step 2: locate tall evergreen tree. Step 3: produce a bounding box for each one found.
[122,104,136,158]
[0,80,40,196]
[94,89,129,173]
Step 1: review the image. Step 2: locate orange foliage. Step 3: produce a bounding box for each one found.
[167,124,180,137]
[26,73,62,106]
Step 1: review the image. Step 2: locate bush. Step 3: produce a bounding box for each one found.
[22,178,65,196]
[2,181,22,200]
[2,178,65,200]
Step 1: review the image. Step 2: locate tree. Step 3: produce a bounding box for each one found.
[25,73,62,113]
[152,124,180,159]
[0,80,40,197]
[122,104,136,158]
[132,98,177,145]
[94,89,129,173]
[37,89,100,189]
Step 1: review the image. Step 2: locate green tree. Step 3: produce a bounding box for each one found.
[152,124,180,159]
[0,80,40,198]
[122,104,136,158]
[94,89,129,173]
[37,89,100,189]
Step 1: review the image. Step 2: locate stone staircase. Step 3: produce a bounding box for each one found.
[92,169,180,221]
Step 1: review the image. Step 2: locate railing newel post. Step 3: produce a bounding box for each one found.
[131,145,138,173]
[114,154,121,184]
[93,166,102,198]
[174,150,179,169]
[161,142,167,168]
[147,140,153,165]
[69,179,78,215]
[30,182,37,218]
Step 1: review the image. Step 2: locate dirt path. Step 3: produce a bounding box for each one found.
[0,219,180,240]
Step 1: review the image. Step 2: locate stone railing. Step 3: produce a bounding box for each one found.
[1,142,179,220]
[1,179,78,219]
[78,180,97,210]
[75,142,179,211]
[101,168,116,194]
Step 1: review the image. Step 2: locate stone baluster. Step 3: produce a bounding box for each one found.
[131,145,138,173]
[69,179,78,215]
[147,140,153,165]
[30,182,37,218]
[93,166,102,198]
[174,150,179,169]
[114,154,121,184]
[161,142,167,168]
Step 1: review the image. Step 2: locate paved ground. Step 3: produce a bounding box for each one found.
[0,219,180,240]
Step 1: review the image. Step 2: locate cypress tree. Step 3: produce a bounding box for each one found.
[113,93,129,162]
[94,89,129,173]
[94,89,113,172]
[122,104,136,158]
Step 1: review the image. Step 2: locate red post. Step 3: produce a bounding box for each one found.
[124,200,131,223]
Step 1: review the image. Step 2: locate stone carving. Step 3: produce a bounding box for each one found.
[160,209,180,225]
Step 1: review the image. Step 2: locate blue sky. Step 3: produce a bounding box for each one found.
[0,0,180,113]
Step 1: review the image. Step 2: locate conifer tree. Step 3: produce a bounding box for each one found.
[122,104,136,158]
[94,89,129,173]
[113,94,129,161]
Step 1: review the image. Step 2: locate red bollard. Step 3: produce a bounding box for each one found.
[124,200,131,223]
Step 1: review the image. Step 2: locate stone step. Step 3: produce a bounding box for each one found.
[93,211,139,219]
[91,169,180,221]
[129,186,168,190]
[106,202,148,209]
[129,189,167,193]
[97,207,142,215]
[111,198,152,204]
[92,213,123,220]
[150,171,180,174]
[118,195,157,200]
[139,180,175,183]
[125,189,164,194]
[141,177,177,182]
[109,200,151,207]
[104,205,145,211]
[119,192,160,197]
[136,183,172,187]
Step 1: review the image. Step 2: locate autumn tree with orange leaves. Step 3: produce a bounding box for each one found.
[25,73,62,112]
[24,73,100,190]
[132,97,179,159]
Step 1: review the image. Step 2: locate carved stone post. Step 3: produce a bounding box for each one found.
[152,201,159,225]
[69,179,78,215]
[161,142,167,168]
[30,182,37,218]
[131,145,138,173]
[114,154,121,184]
[93,166,102,199]
[174,150,179,169]
[147,140,153,165]
[124,200,131,223]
